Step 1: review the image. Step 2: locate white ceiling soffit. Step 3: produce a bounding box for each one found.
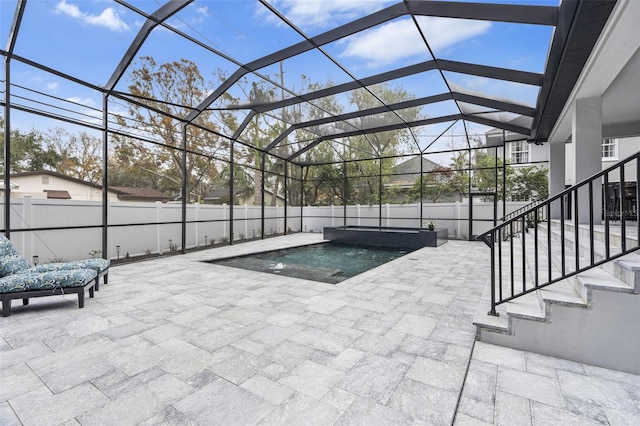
[549,0,640,143]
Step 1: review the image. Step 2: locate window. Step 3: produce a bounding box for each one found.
[510,141,529,164]
[602,139,618,159]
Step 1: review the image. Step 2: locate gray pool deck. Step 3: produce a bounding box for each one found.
[1,233,639,425]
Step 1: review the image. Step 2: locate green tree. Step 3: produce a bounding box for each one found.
[118,56,234,200]
[0,118,60,172]
[409,166,457,203]
[45,128,102,184]
[283,76,345,206]
[108,137,171,192]
[509,166,548,201]
[470,149,548,202]
[304,162,344,206]
[342,84,422,205]
[472,150,512,200]
[448,149,470,197]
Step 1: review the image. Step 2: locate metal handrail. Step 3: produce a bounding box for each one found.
[502,198,546,222]
[477,151,640,316]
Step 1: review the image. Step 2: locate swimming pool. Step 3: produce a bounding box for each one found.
[206,242,415,284]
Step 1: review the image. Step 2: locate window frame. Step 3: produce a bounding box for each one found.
[602,139,618,160]
[509,140,530,164]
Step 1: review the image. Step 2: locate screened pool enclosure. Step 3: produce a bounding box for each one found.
[1,1,613,261]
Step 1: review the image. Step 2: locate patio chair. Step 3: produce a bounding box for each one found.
[0,236,110,289]
[0,236,109,316]
[0,267,98,317]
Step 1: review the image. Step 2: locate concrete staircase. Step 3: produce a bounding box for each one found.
[474,220,640,374]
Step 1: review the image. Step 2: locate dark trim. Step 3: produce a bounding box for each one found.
[105,0,193,93]
[531,0,616,142]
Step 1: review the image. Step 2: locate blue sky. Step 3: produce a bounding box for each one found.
[1,0,558,154]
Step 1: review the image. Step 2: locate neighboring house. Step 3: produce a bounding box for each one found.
[485,128,550,168]
[384,156,463,203]
[6,171,169,202]
[486,129,640,217]
[0,180,19,197]
[110,186,172,203]
[204,187,286,206]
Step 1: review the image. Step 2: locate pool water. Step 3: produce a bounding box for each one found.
[207,243,414,284]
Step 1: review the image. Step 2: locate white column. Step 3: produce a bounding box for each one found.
[331,205,335,227]
[156,201,163,254]
[455,201,460,239]
[572,96,603,224]
[549,141,566,219]
[222,203,227,239]
[386,203,390,227]
[195,202,200,246]
[23,195,32,262]
[245,204,249,239]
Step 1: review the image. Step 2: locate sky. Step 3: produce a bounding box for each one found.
[1,0,558,157]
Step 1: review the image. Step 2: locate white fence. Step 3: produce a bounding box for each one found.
[1,196,527,263]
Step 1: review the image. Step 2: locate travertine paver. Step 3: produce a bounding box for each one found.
[457,341,640,425]
[0,233,638,425]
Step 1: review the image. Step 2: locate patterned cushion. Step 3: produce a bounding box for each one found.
[0,236,19,257]
[0,269,97,294]
[31,258,110,274]
[0,255,31,278]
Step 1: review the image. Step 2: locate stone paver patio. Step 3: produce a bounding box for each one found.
[1,233,639,425]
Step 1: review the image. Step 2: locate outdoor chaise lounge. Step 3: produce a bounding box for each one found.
[0,236,110,316]
[0,236,110,288]
[0,268,97,317]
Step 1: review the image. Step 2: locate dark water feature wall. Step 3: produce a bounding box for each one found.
[323,226,447,249]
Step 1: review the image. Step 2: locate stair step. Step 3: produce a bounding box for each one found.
[475,155,640,373]
[536,223,640,289]
[475,220,638,340]
[615,257,640,293]
[473,282,509,333]
[540,279,586,307]
[548,219,638,248]
[505,292,545,321]
[576,268,634,305]
[520,234,587,308]
[544,222,639,264]
[540,223,623,260]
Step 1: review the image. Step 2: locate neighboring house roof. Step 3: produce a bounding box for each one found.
[204,188,249,201]
[204,187,284,204]
[110,186,172,202]
[388,157,443,186]
[44,190,71,199]
[10,171,169,201]
[11,170,123,193]
[0,180,19,190]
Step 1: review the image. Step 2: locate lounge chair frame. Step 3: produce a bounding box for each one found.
[1,279,96,317]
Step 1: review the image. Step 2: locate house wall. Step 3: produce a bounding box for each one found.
[238,190,286,207]
[565,135,639,185]
[491,139,550,169]
[10,174,120,201]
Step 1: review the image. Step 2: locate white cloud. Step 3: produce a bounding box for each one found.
[55,0,130,32]
[261,0,390,29]
[340,19,421,66]
[340,17,491,67]
[66,97,96,107]
[416,16,491,52]
[46,82,59,91]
